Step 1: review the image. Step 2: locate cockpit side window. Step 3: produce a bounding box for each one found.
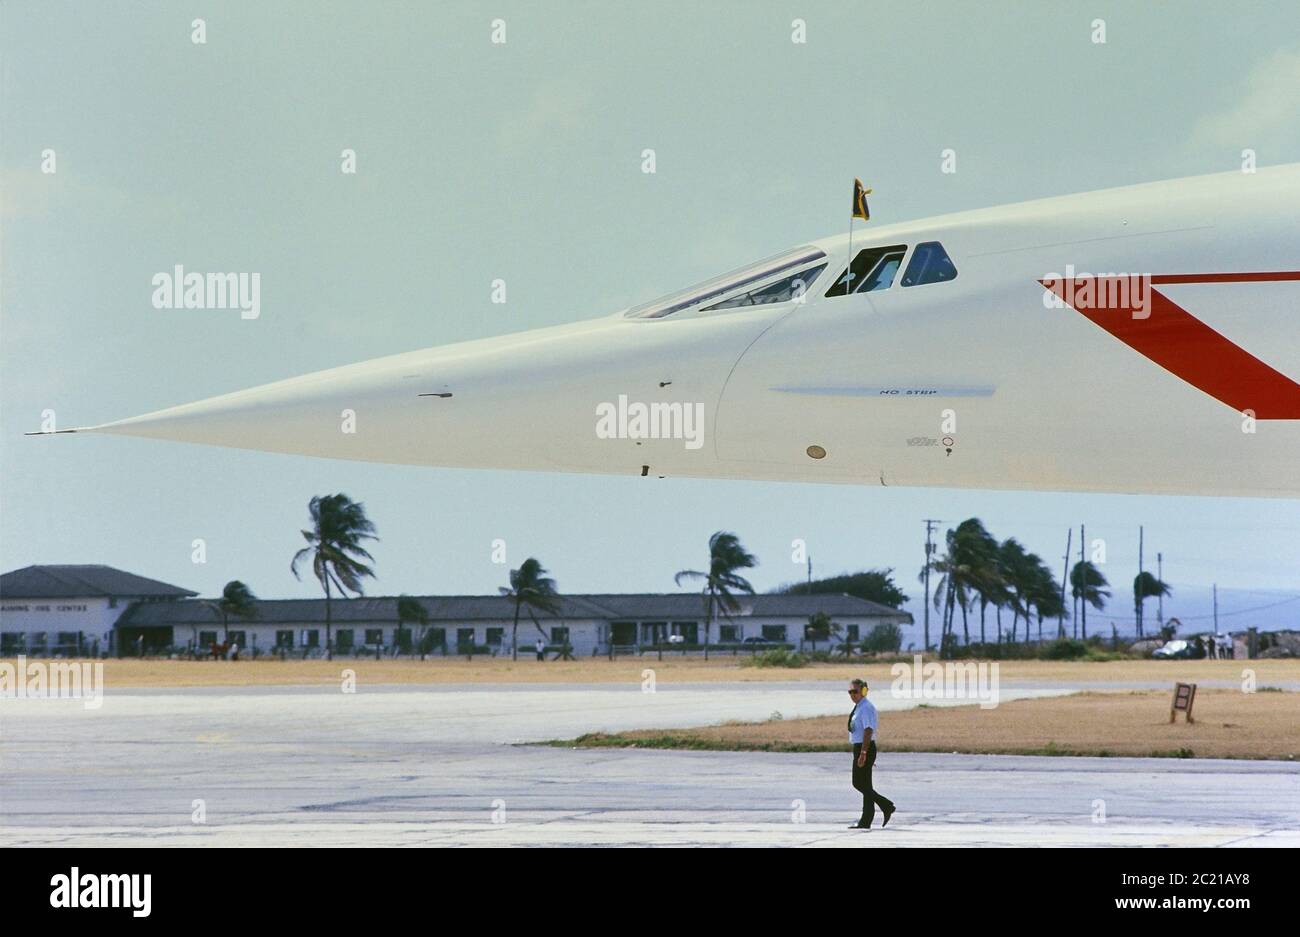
[825,245,908,297]
[625,246,827,319]
[702,264,827,310]
[900,241,957,287]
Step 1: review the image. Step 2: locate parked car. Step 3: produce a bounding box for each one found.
[667,633,685,644]
[1153,639,1193,659]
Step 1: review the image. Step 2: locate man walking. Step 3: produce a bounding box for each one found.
[847,678,895,830]
[535,637,546,661]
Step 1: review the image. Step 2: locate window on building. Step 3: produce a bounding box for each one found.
[456,628,475,648]
[762,625,787,642]
[365,629,384,645]
[30,632,48,652]
[718,624,739,643]
[670,621,699,643]
[275,630,294,648]
[335,629,354,650]
[825,245,908,297]
[427,628,446,648]
[1,633,26,654]
[641,621,668,645]
[302,630,320,648]
[900,241,957,287]
[199,631,218,647]
[486,628,504,646]
[846,624,860,641]
[227,631,247,647]
[611,621,637,645]
[701,264,827,310]
[550,626,570,644]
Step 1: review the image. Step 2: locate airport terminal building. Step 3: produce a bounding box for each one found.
[0,565,197,656]
[1,564,912,657]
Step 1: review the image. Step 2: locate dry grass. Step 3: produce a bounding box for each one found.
[562,689,1300,760]
[4,656,1297,689]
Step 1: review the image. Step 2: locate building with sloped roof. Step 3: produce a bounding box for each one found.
[1,564,911,657]
[115,591,911,657]
[0,564,196,655]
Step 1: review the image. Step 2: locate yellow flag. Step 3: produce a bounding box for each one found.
[852,178,872,221]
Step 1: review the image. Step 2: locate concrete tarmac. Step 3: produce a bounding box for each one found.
[2,682,1296,846]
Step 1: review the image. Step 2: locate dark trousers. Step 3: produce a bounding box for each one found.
[852,741,894,826]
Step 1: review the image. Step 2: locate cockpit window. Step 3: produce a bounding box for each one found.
[624,246,827,319]
[900,241,957,287]
[702,264,827,310]
[825,245,907,297]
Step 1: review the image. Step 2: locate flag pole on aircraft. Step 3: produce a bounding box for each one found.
[847,178,871,292]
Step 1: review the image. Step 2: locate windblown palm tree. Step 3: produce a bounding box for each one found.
[930,519,997,651]
[202,580,257,652]
[290,493,378,661]
[396,595,428,657]
[1133,571,1171,638]
[675,531,757,661]
[1030,562,1067,641]
[500,557,561,661]
[805,610,841,653]
[997,539,1035,642]
[1070,561,1111,639]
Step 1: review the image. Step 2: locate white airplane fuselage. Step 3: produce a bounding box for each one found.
[69,166,1300,497]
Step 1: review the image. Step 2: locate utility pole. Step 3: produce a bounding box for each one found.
[1137,525,1144,638]
[1157,552,1164,629]
[923,519,940,653]
[1058,527,1072,640]
[807,554,812,588]
[1079,523,1086,640]
[1213,583,1219,635]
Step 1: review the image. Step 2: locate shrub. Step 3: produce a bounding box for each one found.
[1041,638,1089,660]
[741,649,810,668]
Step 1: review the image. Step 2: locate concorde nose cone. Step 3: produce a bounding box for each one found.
[84,362,394,459]
[61,315,635,468]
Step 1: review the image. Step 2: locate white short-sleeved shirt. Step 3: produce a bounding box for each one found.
[849,697,879,744]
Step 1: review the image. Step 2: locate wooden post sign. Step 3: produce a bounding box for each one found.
[1170,682,1197,724]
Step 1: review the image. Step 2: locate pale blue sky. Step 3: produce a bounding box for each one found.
[3,1,1299,640]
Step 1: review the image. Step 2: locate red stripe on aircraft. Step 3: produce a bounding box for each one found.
[1040,273,1300,419]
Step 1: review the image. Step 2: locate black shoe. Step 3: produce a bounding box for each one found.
[848,821,872,830]
[881,806,895,827]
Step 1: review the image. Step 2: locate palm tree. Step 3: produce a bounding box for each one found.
[291,493,378,661]
[805,610,841,653]
[930,519,997,652]
[675,531,756,661]
[1133,571,1170,638]
[500,558,561,661]
[1069,561,1111,640]
[1035,569,1067,641]
[396,595,428,658]
[997,539,1035,642]
[216,580,256,642]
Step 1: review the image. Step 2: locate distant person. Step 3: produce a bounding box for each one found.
[535,637,546,661]
[846,678,895,830]
[1207,635,1217,659]
[229,642,240,661]
[1221,635,1234,659]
